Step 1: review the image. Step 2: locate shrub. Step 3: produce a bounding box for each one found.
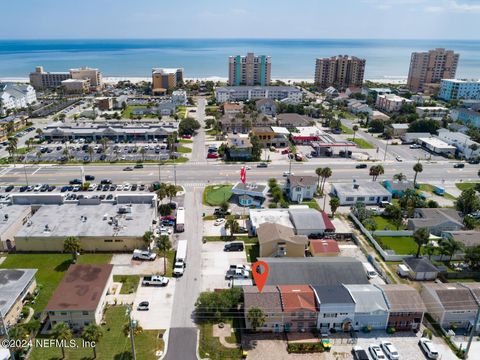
[268,203,278,208]
[386,327,396,334]
[362,325,372,333]
[287,342,324,354]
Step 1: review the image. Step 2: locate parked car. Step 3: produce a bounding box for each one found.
[33,184,42,192]
[409,144,421,149]
[418,338,439,359]
[48,185,56,192]
[380,341,399,360]
[225,269,249,280]
[214,218,225,226]
[85,175,95,181]
[5,185,14,192]
[137,301,149,311]
[224,242,244,252]
[207,153,219,159]
[132,249,156,261]
[355,164,367,169]
[453,163,465,168]
[257,162,268,168]
[142,275,169,286]
[70,178,82,185]
[100,179,112,184]
[352,346,369,360]
[369,344,386,360]
[19,186,28,192]
[283,171,294,177]
[229,264,251,272]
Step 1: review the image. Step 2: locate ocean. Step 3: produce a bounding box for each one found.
[0,39,479,80]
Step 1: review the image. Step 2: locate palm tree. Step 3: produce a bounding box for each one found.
[7,136,18,165]
[315,167,323,191]
[352,125,359,141]
[5,120,15,135]
[87,146,94,161]
[157,235,172,275]
[51,322,72,359]
[63,236,81,263]
[247,307,266,331]
[225,218,240,239]
[413,228,429,258]
[424,243,436,260]
[100,137,108,153]
[393,173,406,181]
[35,128,43,137]
[8,325,28,356]
[142,231,153,250]
[329,197,340,217]
[167,183,178,204]
[413,162,423,186]
[82,323,103,358]
[139,147,146,161]
[369,165,384,181]
[36,151,42,163]
[156,185,167,204]
[441,238,464,263]
[321,167,332,194]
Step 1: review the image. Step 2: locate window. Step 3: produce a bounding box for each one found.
[60,312,67,316]
[339,313,348,316]
[82,311,89,315]
[346,197,354,202]
[104,239,113,242]
[49,311,55,315]
[323,313,337,318]
[369,197,375,201]
[357,197,365,201]
[115,239,123,242]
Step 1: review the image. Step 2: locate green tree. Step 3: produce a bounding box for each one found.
[320,167,332,194]
[225,218,240,239]
[456,188,480,215]
[465,246,480,270]
[8,325,28,356]
[271,187,283,203]
[369,165,384,181]
[139,147,146,161]
[413,162,423,186]
[352,124,359,141]
[362,218,377,232]
[51,322,73,359]
[413,228,429,258]
[157,235,172,275]
[63,236,81,263]
[249,134,262,161]
[220,200,230,213]
[178,117,200,136]
[81,323,103,359]
[393,173,406,181]
[142,231,153,250]
[247,307,266,331]
[268,178,277,189]
[384,204,403,230]
[440,238,464,263]
[166,183,178,203]
[329,197,340,217]
[315,167,324,190]
[424,243,436,260]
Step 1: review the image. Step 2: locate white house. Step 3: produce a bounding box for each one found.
[345,284,389,331]
[436,129,480,160]
[416,106,449,121]
[285,175,317,202]
[172,90,187,106]
[331,181,392,206]
[0,83,37,115]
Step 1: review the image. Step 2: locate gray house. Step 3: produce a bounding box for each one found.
[256,98,277,116]
[403,257,439,281]
[345,284,389,331]
[407,208,464,236]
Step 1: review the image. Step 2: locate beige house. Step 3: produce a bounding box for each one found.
[46,264,113,330]
[0,269,37,327]
[257,222,308,257]
[244,286,284,332]
[14,202,156,252]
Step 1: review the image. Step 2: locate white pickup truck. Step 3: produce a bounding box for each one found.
[142,275,169,286]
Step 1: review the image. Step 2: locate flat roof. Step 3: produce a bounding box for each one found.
[0,205,30,235]
[0,269,37,317]
[270,126,290,135]
[294,126,323,137]
[289,208,335,231]
[232,182,267,195]
[45,264,113,311]
[333,181,391,197]
[16,203,154,238]
[249,208,293,230]
[418,137,456,149]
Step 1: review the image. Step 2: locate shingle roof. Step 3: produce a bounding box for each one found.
[45,264,113,311]
[288,175,317,187]
[260,257,369,286]
[423,283,478,311]
[243,286,282,313]
[278,285,317,312]
[404,257,438,273]
[257,223,306,245]
[412,208,463,228]
[311,284,355,304]
[444,231,480,247]
[309,239,340,255]
[379,284,427,312]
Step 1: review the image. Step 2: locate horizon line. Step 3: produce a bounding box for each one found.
[0,37,478,41]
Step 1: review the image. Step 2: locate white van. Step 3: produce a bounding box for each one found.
[363,262,377,279]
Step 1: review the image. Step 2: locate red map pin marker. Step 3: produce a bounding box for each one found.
[252,261,269,293]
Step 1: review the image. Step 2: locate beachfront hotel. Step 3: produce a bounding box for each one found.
[407,48,459,93]
[152,68,184,94]
[314,55,365,90]
[228,52,271,86]
[29,66,103,91]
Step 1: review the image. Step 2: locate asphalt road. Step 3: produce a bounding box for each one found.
[164,328,198,360]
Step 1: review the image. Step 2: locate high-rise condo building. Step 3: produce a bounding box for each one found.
[439,79,480,101]
[70,67,103,90]
[152,68,184,94]
[314,55,366,90]
[407,48,459,93]
[228,53,271,86]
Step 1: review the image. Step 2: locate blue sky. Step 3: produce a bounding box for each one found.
[2,0,480,39]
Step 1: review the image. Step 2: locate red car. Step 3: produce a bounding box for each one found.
[281,149,291,155]
[182,135,192,139]
[207,153,219,159]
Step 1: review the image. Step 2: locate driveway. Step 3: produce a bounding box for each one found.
[132,279,175,330]
[110,254,165,275]
[200,242,250,291]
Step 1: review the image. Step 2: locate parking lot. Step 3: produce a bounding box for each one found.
[111,254,166,275]
[200,242,251,291]
[132,279,176,330]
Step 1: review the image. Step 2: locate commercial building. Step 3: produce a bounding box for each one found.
[61,78,90,94]
[15,200,157,252]
[95,97,113,111]
[407,208,464,236]
[251,126,289,148]
[228,53,271,86]
[416,106,449,121]
[331,181,392,206]
[285,175,317,202]
[257,223,308,258]
[386,123,409,137]
[314,55,365,90]
[0,269,37,327]
[379,284,426,331]
[171,90,187,106]
[416,137,456,156]
[29,66,71,90]
[0,83,37,116]
[231,182,268,207]
[152,68,184,94]
[225,134,252,160]
[375,94,413,113]
[42,122,178,142]
[45,264,113,330]
[407,48,459,92]
[436,129,480,159]
[215,86,302,104]
[451,107,480,128]
[439,79,480,101]
[0,205,32,251]
[70,67,103,91]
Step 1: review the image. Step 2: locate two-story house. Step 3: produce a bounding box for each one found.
[257,222,308,257]
[286,175,317,202]
[345,284,389,331]
[278,285,318,332]
[244,285,284,332]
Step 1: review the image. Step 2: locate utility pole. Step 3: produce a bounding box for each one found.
[23,158,29,186]
[126,305,137,360]
[158,162,161,183]
[465,306,480,358]
[383,140,389,162]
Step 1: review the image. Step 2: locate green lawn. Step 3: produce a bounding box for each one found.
[375,236,418,255]
[16,147,32,155]
[371,215,406,231]
[30,306,164,360]
[113,275,140,294]
[177,146,192,153]
[340,124,354,134]
[179,139,193,144]
[122,105,159,119]
[176,106,187,119]
[198,321,242,360]
[206,129,220,136]
[418,184,456,200]
[203,185,233,206]
[245,244,259,263]
[456,182,479,191]
[0,253,111,313]
[348,137,375,149]
[164,250,175,277]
